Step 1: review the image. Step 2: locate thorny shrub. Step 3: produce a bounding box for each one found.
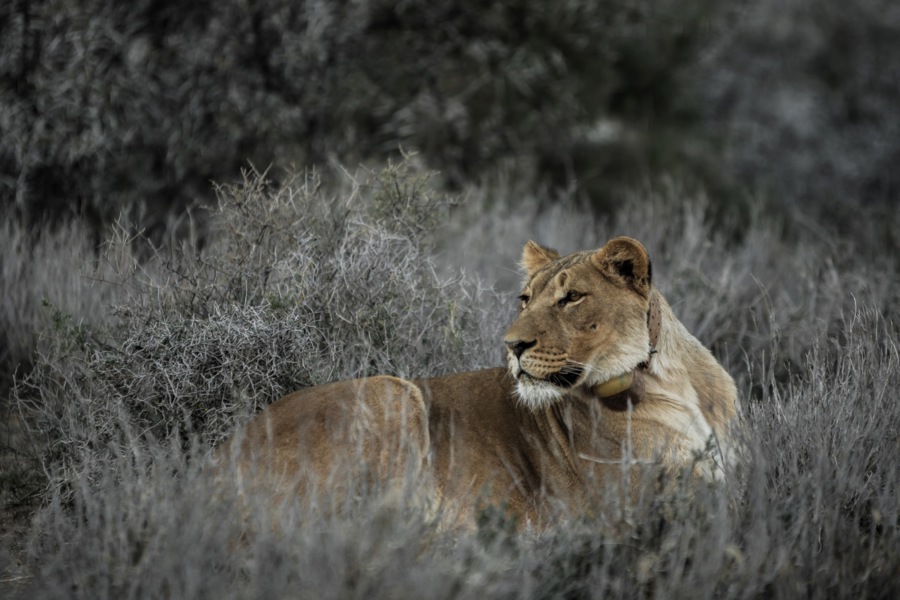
[13,160,502,501]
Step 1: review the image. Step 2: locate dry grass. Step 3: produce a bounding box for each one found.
[2,160,899,598]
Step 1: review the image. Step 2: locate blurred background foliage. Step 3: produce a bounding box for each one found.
[3,0,898,242]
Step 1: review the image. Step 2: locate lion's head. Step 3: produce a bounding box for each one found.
[504,236,657,409]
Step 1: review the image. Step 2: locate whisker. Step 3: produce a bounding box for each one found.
[562,359,599,375]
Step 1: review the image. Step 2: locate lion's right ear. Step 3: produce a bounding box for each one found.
[521,240,560,277]
[591,236,652,297]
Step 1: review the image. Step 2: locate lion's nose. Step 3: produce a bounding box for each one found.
[505,338,537,358]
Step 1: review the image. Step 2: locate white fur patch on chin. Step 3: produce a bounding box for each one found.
[514,379,566,410]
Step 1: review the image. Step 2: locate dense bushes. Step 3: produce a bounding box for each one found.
[1,0,715,232]
[5,0,899,239]
[2,160,897,597]
[7,0,876,233]
[11,161,499,497]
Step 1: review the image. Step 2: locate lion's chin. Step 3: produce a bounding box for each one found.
[513,377,567,410]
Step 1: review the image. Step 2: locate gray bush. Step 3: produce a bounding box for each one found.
[11,161,500,497]
[0,218,110,398]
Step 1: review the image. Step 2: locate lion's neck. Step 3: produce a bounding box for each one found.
[646,292,707,382]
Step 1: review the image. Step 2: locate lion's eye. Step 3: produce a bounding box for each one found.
[518,294,530,309]
[558,291,584,307]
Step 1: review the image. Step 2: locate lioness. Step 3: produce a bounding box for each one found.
[220,237,738,528]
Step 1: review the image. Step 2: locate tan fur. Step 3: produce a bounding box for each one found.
[218,237,739,529]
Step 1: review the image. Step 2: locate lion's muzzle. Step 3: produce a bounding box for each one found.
[508,344,583,389]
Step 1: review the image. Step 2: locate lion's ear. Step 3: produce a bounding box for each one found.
[591,236,652,297]
[521,240,560,276]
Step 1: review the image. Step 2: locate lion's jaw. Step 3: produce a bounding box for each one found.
[507,344,650,410]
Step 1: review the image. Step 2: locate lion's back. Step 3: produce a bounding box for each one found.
[221,375,431,500]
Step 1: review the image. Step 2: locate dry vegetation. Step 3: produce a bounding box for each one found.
[1,159,898,598]
[2,0,900,597]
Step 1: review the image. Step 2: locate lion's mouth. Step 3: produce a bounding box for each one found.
[546,368,583,388]
[517,366,583,389]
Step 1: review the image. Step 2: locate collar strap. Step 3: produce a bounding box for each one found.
[637,292,660,371]
[647,291,661,360]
